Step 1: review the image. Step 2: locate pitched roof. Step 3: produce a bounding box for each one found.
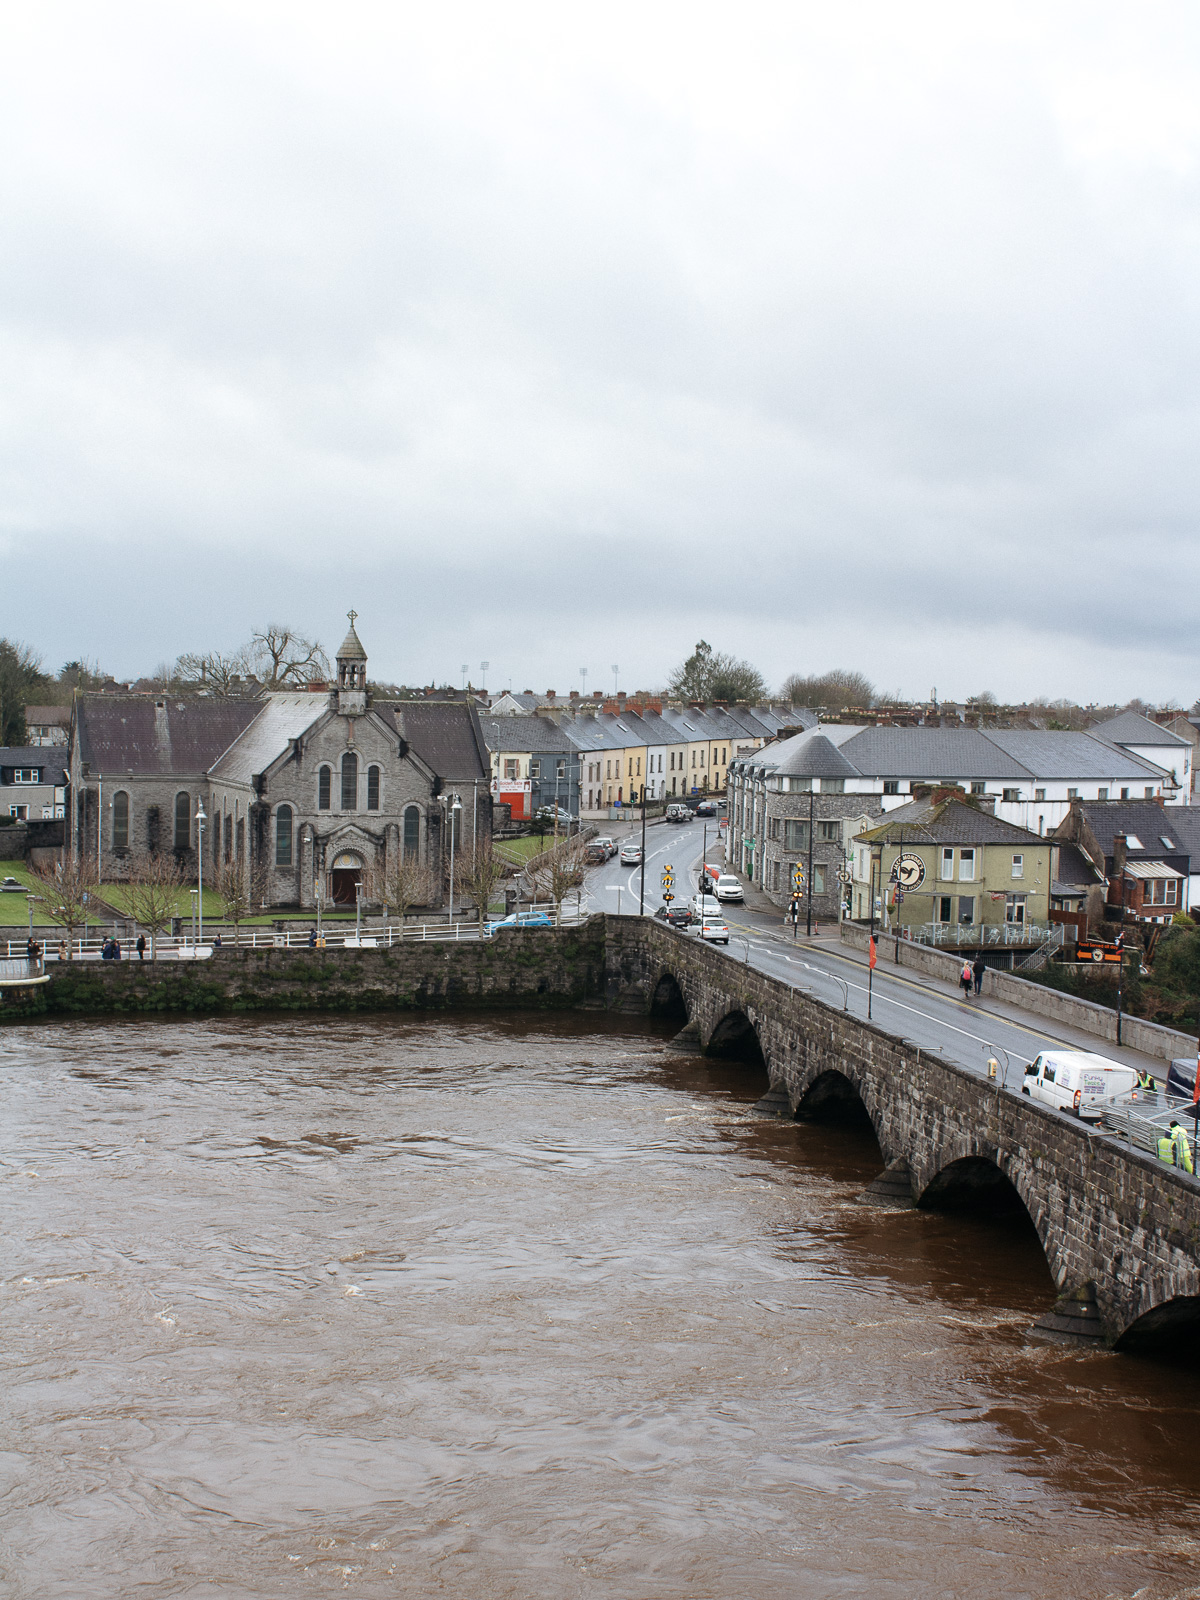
[981,728,1164,779]
[1092,709,1189,747]
[1054,842,1104,888]
[209,694,324,784]
[0,746,68,777]
[336,620,367,661]
[478,715,576,754]
[774,734,860,780]
[856,796,1047,847]
[839,727,1030,779]
[23,706,70,724]
[380,701,489,783]
[74,695,262,777]
[1066,799,1189,859]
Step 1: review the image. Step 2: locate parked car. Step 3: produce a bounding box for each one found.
[654,904,692,928]
[535,806,576,826]
[620,842,643,865]
[665,804,690,823]
[593,836,618,858]
[1021,1050,1138,1121]
[694,799,718,817]
[689,892,721,920]
[713,874,743,902]
[584,843,609,865]
[694,915,730,944]
[482,911,555,938]
[0,876,25,893]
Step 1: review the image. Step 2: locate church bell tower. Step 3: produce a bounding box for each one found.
[335,610,369,716]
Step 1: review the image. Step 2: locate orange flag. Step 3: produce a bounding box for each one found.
[869,936,877,970]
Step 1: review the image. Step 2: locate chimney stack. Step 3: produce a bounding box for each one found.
[1113,833,1128,876]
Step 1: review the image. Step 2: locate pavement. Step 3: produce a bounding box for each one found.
[580,814,1174,1088]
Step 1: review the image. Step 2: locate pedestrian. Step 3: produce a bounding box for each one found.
[136,934,146,962]
[959,959,973,999]
[308,928,317,948]
[213,933,222,949]
[113,938,121,960]
[1135,1068,1158,1093]
[26,935,39,962]
[972,954,986,997]
[1170,1120,1194,1175]
[57,940,67,963]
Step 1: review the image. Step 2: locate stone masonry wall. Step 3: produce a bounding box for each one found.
[605,916,1200,1343]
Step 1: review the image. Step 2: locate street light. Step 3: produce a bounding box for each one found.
[446,793,462,922]
[480,661,489,692]
[195,800,206,945]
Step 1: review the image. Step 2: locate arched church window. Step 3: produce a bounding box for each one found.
[276,805,293,866]
[403,805,420,857]
[318,766,331,811]
[367,765,380,811]
[112,791,129,852]
[341,753,358,810]
[173,791,191,851]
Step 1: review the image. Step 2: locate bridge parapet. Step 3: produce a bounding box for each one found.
[603,915,1200,1351]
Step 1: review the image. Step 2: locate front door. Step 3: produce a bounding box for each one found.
[331,867,361,905]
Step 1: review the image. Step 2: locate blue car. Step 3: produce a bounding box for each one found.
[482,911,555,938]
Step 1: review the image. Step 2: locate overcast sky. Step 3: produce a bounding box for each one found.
[4,2,1200,704]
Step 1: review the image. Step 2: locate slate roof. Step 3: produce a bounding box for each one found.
[982,729,1165,780]
[856,797,1047,847]
[335,620,367,661]
[380,701,489,783]
[23,706,70,725]
[1053,842,1104,888]
[0,746,68,780]
[774,734,860,780]
[840,727,1030,779]
[209,694,325,784]
[479,715,577,754]
[1092,710,1189,748]
[73,695,262,777]
[1066,800,1185,859]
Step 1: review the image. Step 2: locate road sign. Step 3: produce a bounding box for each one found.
[791,864,804,890]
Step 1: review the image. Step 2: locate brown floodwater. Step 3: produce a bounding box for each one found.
[2,1011,1199,1599]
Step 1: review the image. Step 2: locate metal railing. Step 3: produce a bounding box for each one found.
[909,921,1057,948]
[5,905,589,961]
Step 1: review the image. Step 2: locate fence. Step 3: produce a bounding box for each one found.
[5,904,589,962]
[909,920,1057,949]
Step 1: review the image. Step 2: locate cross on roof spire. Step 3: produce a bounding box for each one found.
[347,608,357,627]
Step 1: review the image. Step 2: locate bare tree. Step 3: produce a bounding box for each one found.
[126,851,184,959]
[27,854,99,955]
[174,648,261,699]
[456,839,509,928]
[780,669,875,711]
[212,857,266,938]
[526,838,588,916]
[364,852,437,926]
[250,625,330,689]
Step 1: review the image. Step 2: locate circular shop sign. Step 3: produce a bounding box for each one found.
[892,853,926,890]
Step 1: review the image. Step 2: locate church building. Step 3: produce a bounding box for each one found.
[68,615,492,910]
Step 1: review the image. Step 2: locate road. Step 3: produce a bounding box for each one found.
[580,811,1170,1091]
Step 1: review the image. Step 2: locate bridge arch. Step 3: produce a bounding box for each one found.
[916,1152,1060,1284]
[649,970,688,1024]
[1116,1295,1200,1358]
[705,1009,765,1068]
[793,1068,880,1139]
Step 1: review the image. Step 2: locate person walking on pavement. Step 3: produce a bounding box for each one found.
[972,954,986,997]
[136,934,146,962]
[959,960,973,1000]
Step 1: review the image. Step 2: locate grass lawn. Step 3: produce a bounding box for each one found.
[97,883,226,921]
[0,859,65,925]
[495,834,560,866]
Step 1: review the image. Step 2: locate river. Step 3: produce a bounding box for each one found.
[2,1012,1199,1598]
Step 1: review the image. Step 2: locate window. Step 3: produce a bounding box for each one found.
[784,819,810,852]
[530,761,541,780]
[940,847,954,880]
[1120,788,1130,800]
[817,820,840,842]
[1145,787,1156,799]
[958,848,976,881]
[12,768,40,784]
[318,766,331,810]
[936,896,952,924]
[606,761,612,780]
[970,782,986,796]
[812,864,826,894]
[1097,787,1108,800]
[275,805,293,866]
[1011,854,1024,878]
[820,778,845,793]
[223,813,232,863]
[958,896,975,924]
[883,780,900,795]
[722,748,726,764]
[173,791,191,851]
[1001,788,1020,803]
[504,759,519,780]
[637,758,642,776]
[1067,787,1078,800]
[1126,834,1143,850]
[1144,878,1179,907]
[112,791,129,851]
[403,805,420,857]
[1005,893,1027,924]
[692,751,696,768]
[367,765,380,810]
[341,752,357,810]
[768,817,780,840]
[772,861,781,891]
[1034,788,1045,802]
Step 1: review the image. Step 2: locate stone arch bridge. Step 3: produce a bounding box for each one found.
[606,918,1200,1353]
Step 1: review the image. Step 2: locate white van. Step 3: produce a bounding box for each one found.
[1021,1050,1138,1121]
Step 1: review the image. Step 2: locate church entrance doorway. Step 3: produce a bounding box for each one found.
[330,851,364,906]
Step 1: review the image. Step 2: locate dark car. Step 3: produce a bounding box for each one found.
[654,904,692,928]
[694,799,718,817]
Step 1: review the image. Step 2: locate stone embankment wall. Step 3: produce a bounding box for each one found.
[839,920,1198,1063]
[0,922,607,1020]
[606,918,1200,1345]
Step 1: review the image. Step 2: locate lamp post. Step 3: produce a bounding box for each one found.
[355,878,363,943]
[447,794,462,922]
[639,785,647,915]
[27,892,40,940]
[96,775,103,885]
[805,786,816,937]
[195,800,206,946]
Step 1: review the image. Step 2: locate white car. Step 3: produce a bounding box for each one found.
[694,915,730,945]
[713,874,743,902]
[620,842,644,865]
[689,892,721,920]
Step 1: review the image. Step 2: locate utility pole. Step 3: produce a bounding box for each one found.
[894,826,903,962]
[868,849,880,1020]
[805,786,816,936]
[639,787,647,915]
